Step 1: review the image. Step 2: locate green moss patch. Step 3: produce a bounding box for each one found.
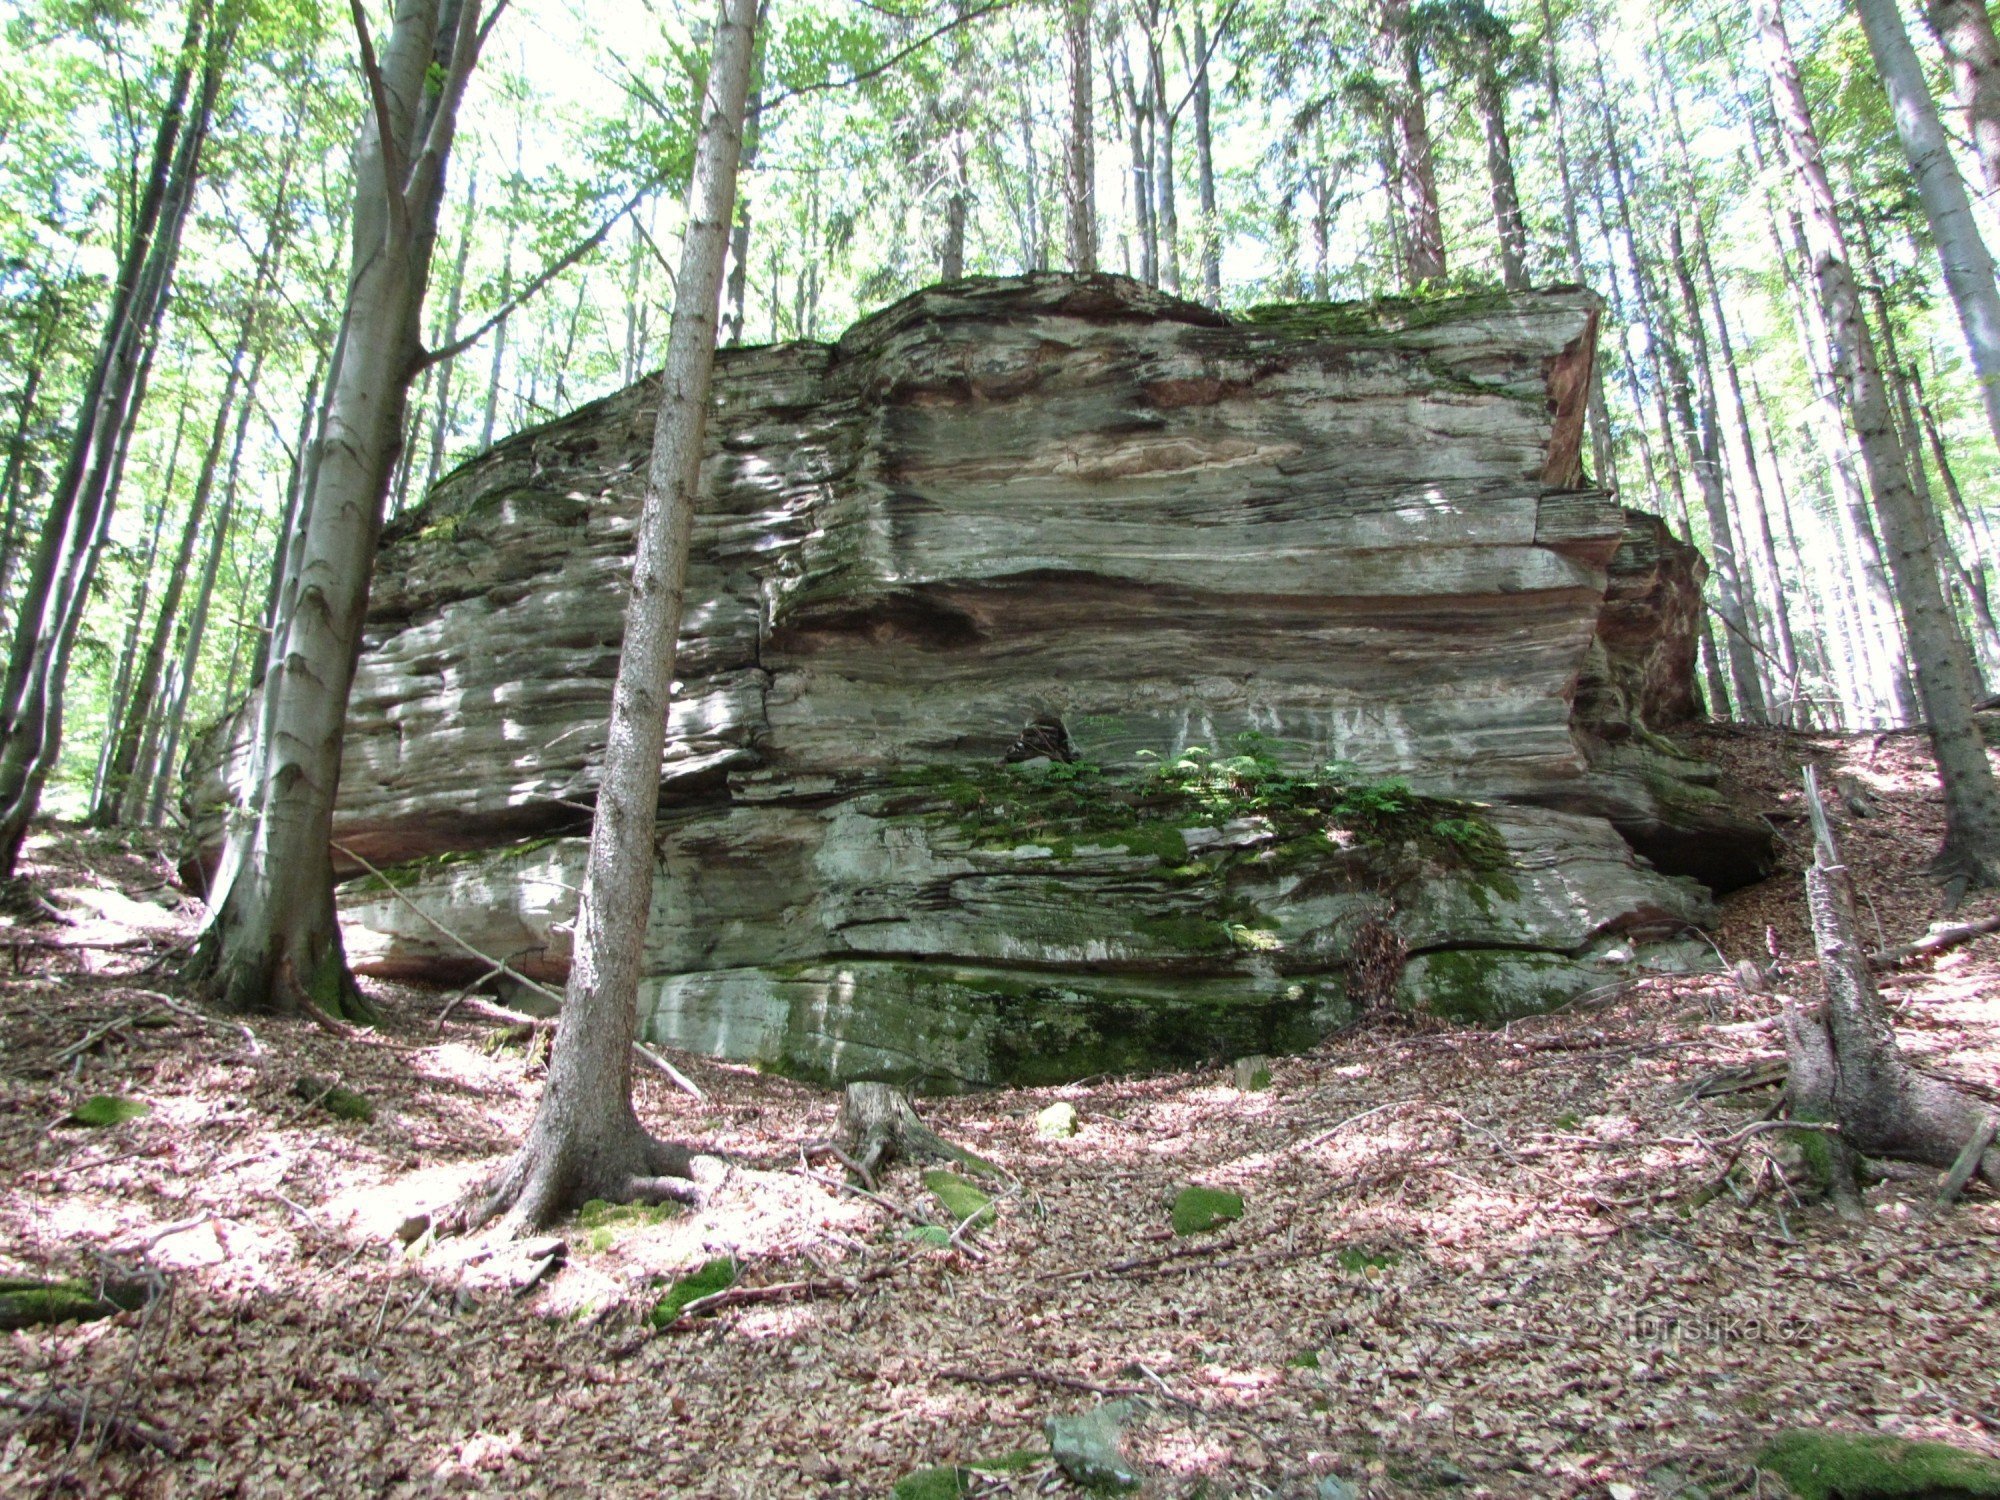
[291,1075,375,1123]
[1171,1185,1245,1236]
[648,1257,737,1327]
[924,1169,996,1230]
[892,1467,967,1499]
[64,1094,149,1128]
[577,1198,677,1252]
[1756,1429,2000,1499]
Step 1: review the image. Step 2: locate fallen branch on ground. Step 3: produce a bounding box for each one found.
[1871,913,2000,968]
[940,1366,1151,1400]
[659,1257,908,1327]
[0,1386,180,1455]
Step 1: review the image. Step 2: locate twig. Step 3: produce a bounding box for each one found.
[54,1014,143,1064]
[1292,1099,1411,1153]
[634,1042,706,1101]
[1042,1237,1240,1283]
[661,1259,907,1326]
[1871,913,2000,967]
[1937,1113,1998,1206]
[117,987,261,1056]
[109,1213,217,1256]
[0,1386,180,1456]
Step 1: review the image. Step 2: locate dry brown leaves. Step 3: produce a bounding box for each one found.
[0,730,1996,1498]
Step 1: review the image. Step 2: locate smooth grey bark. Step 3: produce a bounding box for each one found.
[0,292,63,631]
[1149,13,1179,293]
[0,1,227,873]
[1666,217,1771,721]
[97,369,239,826]
[188,0,496,1015]
[1761,0,2000,892]
[1856,0,2000,460]
[723,3,767,345]
[1189,10,1219,304]
[1066,0,1098,272]
[1926,0,2000,194]
[477,0,760,1234]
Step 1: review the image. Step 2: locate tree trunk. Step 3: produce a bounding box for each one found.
[1474,49,1528,291]
[1381,0,1444,284]
[425,175,476,493]
[1761,0,2000,893]
[187,0,493,1015]
[96,369,239,826]
[1537,0,1613,483]
[1789,769,2000,1197]
[1857,0,2000,461]
[1926,0,2000,195]
[1666,218,1770,720]
[0,1,227,874]
[476,0,760,1233]
[1190,10,1219,305]
[1066,0,1097,273]
[1149,16,1179,293]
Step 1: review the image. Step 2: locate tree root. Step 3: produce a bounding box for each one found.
[458,1122,707,1238]
[814,1082,1003,1185]
[0,1385,180,1455]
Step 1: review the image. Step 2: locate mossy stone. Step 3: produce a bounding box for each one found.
[291,1075,375,1123]
[65,1094,149,1128]
[577,1198,676,1251]
[1171,1185,1245,1236]
[648,1257,737,1326]
[924,1169,996,1229]
[0,1276,149,1330]
[1756,1429,2000,1499]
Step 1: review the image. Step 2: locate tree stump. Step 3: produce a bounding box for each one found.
[830,1083,997,1184]
[1787,768,2000,1206]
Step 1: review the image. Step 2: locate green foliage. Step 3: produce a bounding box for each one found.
[0,1276,148,1330]
[923,1168,995,1229]
[65,1093,148,1127]
[1755,1429,2000,1499]
[1170,1185,1245,1236]
[648,1257,737,1327]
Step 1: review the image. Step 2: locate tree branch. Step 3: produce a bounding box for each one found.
[755,0,1025,116]
[348,0,407,215]
[417,186,651,370]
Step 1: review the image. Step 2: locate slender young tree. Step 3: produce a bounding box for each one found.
[476,0,761,1232]
[0,0,232,874]
[188,0,499,1015]
[1855,0,2000,461]
[1760,0,2000,892]
[1066,0,1098,272]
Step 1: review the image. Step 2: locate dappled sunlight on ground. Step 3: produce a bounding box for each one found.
[1,723,1998,1494]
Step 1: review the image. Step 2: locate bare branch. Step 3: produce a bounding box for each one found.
[348,0,407,212]
[756,0,1025,115]
[418,186,652,370]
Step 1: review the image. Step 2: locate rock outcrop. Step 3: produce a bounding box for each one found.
[189,275,1770,1088]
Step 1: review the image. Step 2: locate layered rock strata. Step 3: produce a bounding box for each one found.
[190,275,1769,1088]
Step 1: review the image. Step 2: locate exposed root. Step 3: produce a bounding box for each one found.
[822,1082,1002,1182]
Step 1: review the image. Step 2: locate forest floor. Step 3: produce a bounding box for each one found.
[0,724,1996,1499]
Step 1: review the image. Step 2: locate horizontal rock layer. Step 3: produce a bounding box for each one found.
[192,274,1767,1086]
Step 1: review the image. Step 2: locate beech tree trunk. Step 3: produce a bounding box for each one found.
[1761,0,2000,893]
[0,1,227,874]
[1066,0,1097,273]
[1926,0,2000,195]
[1537,0,1613,483]
[477,0,760,1233]
[1858,0,2000,461]
[1190,10,1219,305]
[187,0,493,1015]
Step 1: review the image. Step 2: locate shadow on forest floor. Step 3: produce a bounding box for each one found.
[1,722,1996,1497]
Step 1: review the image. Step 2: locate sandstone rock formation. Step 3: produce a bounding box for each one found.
[189,275,1770,1088]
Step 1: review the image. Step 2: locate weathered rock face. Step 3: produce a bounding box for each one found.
[191,275,1770,1088]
